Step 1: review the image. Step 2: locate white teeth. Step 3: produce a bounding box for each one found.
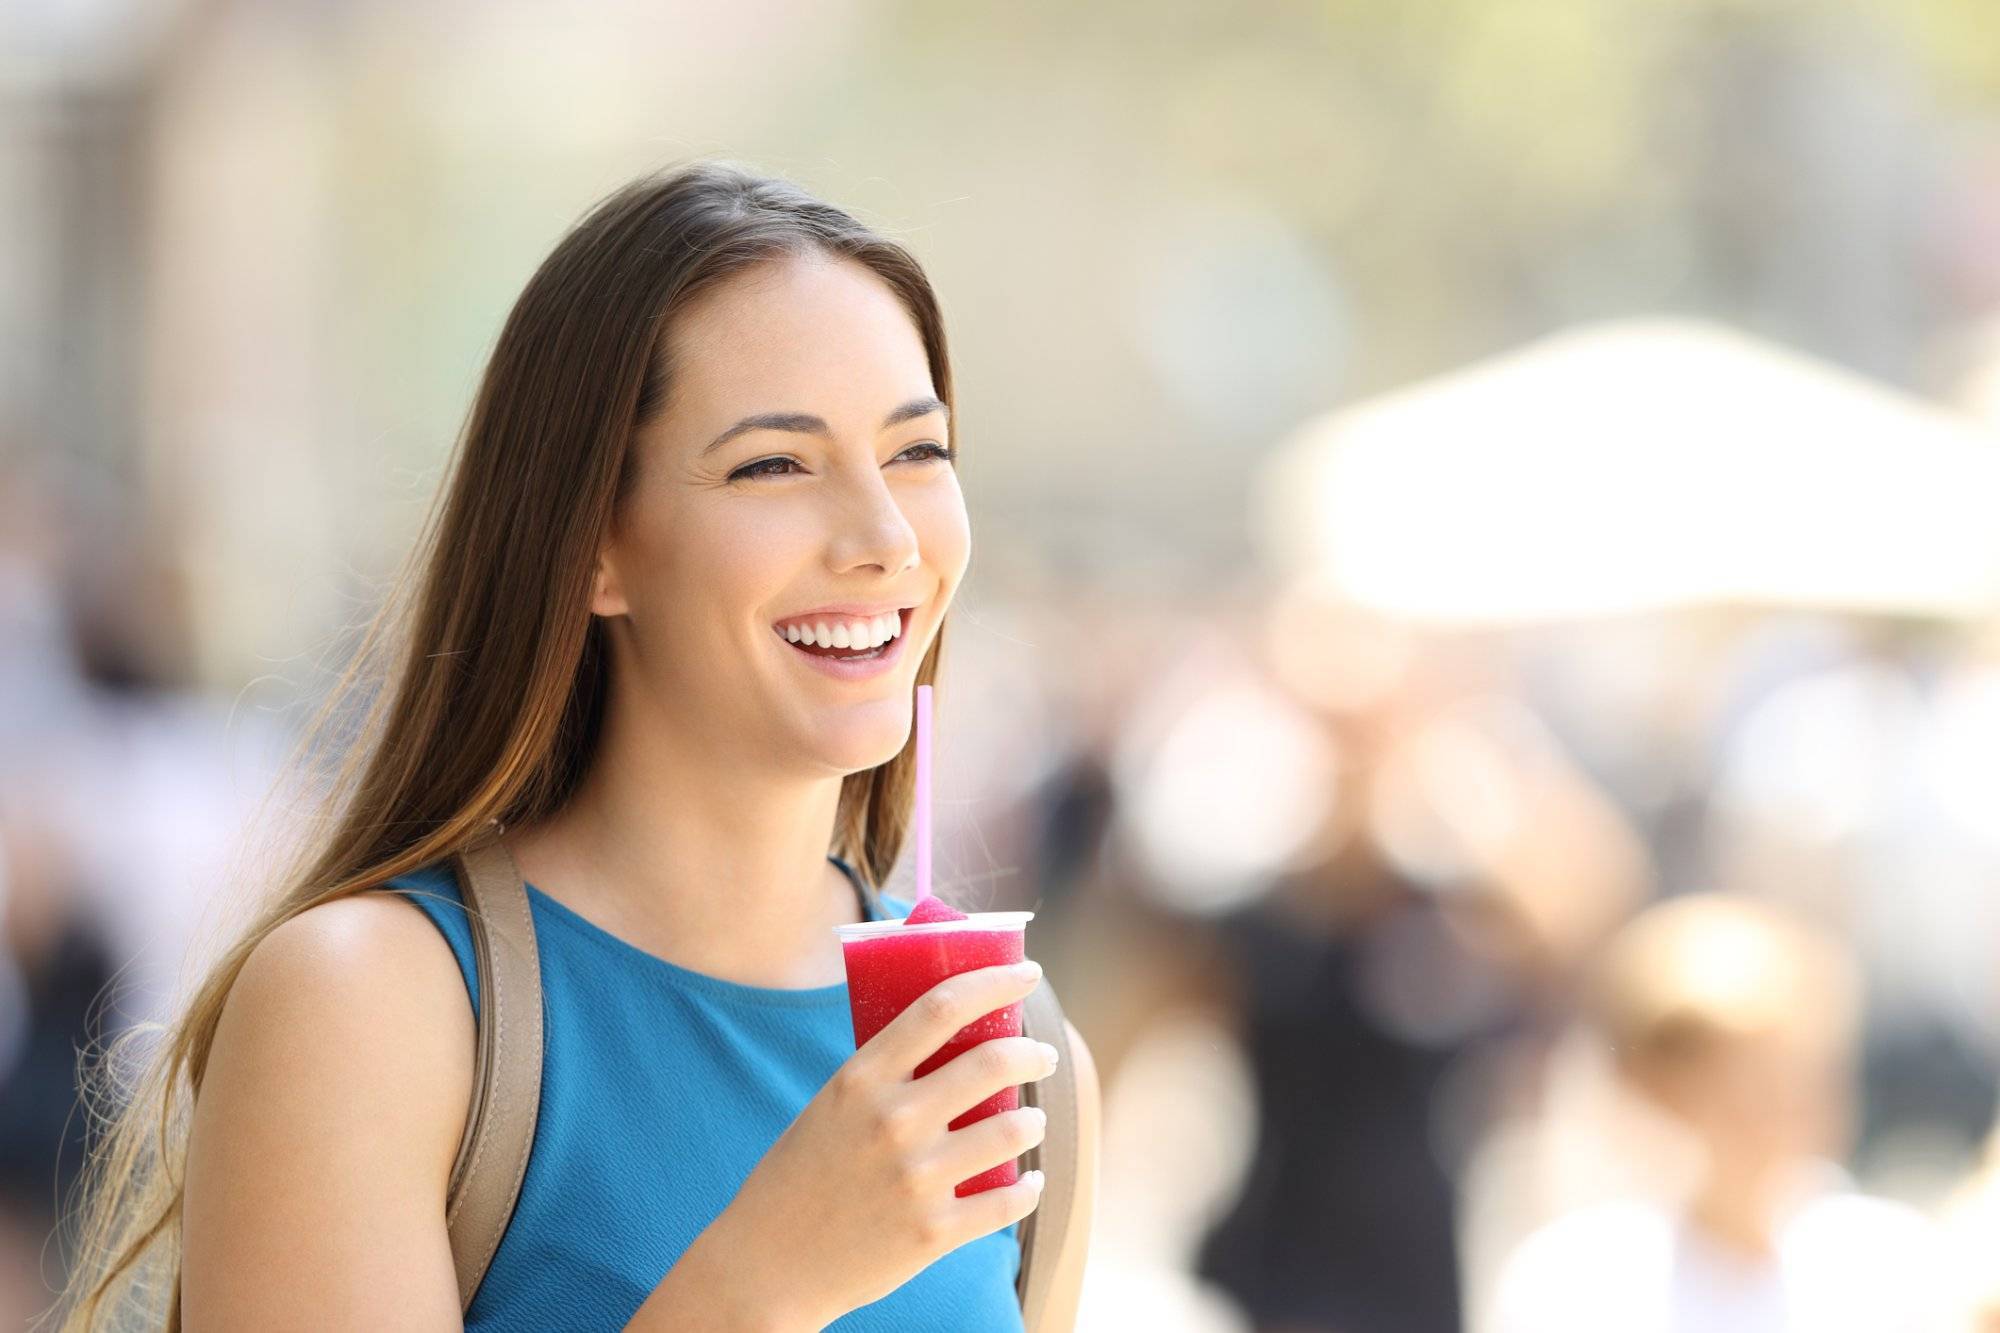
[781,611,905,650]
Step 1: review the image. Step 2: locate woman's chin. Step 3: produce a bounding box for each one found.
[787,707,911,774]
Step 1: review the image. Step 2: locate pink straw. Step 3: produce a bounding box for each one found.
[914,683,933,903]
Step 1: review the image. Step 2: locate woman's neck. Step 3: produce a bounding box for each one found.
[504,682,860,985]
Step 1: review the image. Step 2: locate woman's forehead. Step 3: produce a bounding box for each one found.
[661,256,934,426]
[678,254,915,356]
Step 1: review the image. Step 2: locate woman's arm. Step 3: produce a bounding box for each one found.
[621,1214,804,1331]
[1038,1018,1100,1333]
[181,894,476,1329]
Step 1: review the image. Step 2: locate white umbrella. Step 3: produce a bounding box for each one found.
[1253,318,2000,624]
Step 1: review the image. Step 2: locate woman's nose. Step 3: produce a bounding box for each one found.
[827,469,920,574]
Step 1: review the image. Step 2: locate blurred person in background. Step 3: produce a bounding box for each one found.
[0,453,233,1316]
[1490,893,1946,1333]
[0,804,119,1327]
[1189,797,1500,1333]
[1190,635,1646,1333]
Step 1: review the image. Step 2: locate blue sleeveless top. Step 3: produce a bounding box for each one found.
[379,857,1023,1331]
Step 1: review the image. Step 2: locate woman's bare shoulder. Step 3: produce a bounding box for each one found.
[180,890,475,1326]
[211,889,476,1100]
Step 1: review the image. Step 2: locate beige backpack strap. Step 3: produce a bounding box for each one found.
[444,835,546,1313]
[1015,979,1078,1331]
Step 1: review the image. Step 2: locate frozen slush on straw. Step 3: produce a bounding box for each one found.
[903,896,968,925]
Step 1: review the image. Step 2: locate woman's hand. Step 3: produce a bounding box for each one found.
[635,959,1058,1329]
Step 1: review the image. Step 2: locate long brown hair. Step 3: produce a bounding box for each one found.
[52,159,955,1329]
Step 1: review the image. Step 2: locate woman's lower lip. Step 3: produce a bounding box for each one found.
[775,613,909,681]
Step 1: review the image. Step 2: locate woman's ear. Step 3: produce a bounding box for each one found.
[589,549,629,618]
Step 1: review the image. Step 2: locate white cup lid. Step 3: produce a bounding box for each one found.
[833,910,1034,941]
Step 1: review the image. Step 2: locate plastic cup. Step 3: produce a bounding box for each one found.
[835,910,1037,1196]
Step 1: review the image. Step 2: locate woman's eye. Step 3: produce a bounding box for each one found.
[900,441,957,465]
[730,442,955,481]
[730,456,802,480]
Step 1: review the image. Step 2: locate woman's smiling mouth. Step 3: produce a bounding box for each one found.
[772,606,915,680]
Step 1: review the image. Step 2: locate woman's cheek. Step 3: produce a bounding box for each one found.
[918,484,972,587]
[690,501,811,580]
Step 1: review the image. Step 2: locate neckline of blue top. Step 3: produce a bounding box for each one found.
[510,853,901,1011]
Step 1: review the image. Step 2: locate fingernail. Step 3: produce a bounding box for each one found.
[1037,1041,1060,1066]
[1024,1169,1045,1190]
[1011,960,1042,980]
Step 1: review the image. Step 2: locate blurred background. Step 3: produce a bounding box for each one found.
[7,0,2000,1328]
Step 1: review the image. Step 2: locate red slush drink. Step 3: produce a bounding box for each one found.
[834,908,1037,1197]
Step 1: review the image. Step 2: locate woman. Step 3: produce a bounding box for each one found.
[57,161,1099,1330]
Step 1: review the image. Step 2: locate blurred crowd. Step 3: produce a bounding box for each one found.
[938,582,2000,1331]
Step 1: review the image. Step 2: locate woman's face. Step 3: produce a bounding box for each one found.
[593,252,971,775]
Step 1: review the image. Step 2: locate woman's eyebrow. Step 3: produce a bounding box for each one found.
[702,396,948,455]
